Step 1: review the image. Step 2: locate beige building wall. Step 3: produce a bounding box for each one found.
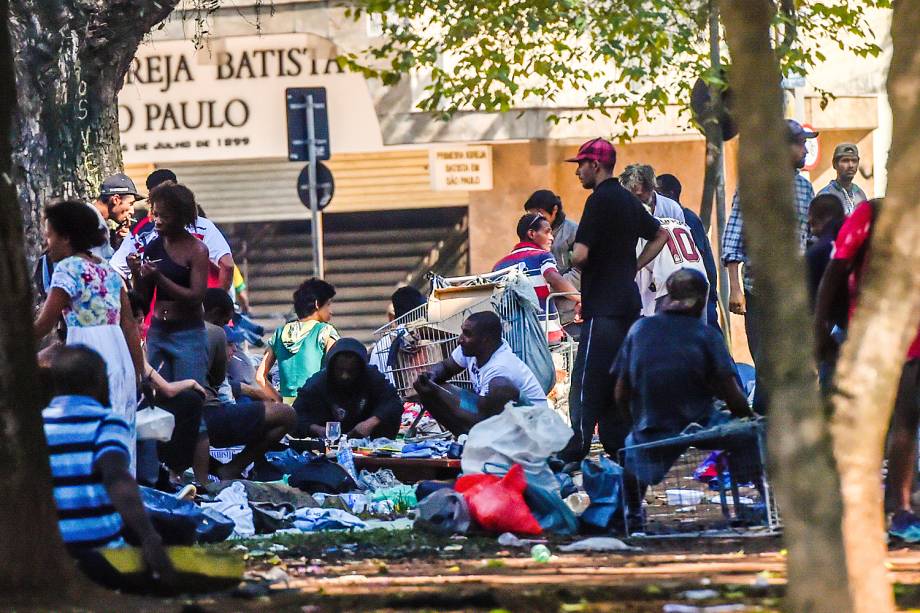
[468,138,733,273]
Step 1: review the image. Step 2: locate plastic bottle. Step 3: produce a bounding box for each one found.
[530,544,551,563]
[337,436,358,482]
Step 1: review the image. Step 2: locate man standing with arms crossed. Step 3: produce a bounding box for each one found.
[560,138,669,463]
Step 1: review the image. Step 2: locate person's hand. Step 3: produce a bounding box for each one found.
[114,225,130,246]
[728,286,746,315]
[413,373,435,394]
[126,253,142,278]
[163,379,206,399]
[348,417,380,439]
[573,300,583,324]
[139,260,160,280]
[141,533,177,590]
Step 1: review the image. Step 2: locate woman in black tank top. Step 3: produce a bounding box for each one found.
[128,183,210,387]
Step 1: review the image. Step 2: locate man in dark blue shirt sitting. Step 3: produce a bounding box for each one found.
[613,269,757,526]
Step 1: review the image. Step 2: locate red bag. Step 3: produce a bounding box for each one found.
[455,464,542,535]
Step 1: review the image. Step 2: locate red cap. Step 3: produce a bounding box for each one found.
[566,138,616,165]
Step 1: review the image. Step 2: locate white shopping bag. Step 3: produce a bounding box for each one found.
[461,404,573,492]
[135,406,175,441]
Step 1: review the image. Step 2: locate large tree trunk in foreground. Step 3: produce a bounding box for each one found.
[721,2,852,612]
[0,0,177,597]
[829,1,920,611]
[0,0,82,596]
[9,0,179,269]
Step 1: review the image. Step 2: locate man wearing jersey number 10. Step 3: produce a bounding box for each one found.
[559,138,669,464]
[637,217,709,319]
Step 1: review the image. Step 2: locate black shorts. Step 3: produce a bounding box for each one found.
[203,400,266,448]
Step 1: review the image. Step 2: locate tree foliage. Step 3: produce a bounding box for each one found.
[343,0,889,137]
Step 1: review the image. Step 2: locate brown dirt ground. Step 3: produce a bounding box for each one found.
[8,536,920,611]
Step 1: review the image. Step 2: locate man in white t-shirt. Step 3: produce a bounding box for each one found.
[413,312,547,435]
[636,218,709,316]
[110,204,234,289]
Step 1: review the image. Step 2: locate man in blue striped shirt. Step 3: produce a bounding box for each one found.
[43,345,173,585]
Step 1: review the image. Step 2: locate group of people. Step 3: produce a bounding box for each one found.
[395,126,916,536]
[32,118,919,581]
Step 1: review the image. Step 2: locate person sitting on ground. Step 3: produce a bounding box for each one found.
[257,278,339,404]
[614,269,754,443]
[203,289,270,403]
[368,286,428,388]
[413,312,549,436]
[203,289,297,480]
[613,269,756,519]
[493,213,581,343]
[293,338,404,440]
[43,345,175,588]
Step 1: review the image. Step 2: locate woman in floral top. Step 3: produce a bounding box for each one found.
[34,201,144,471]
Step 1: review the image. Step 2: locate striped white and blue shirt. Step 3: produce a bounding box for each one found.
[43,395,131,550]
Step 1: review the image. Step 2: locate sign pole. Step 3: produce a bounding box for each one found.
[306,94,324,279]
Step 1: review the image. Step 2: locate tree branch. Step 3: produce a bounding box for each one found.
[81,0,180,105]
[775,0,797,59]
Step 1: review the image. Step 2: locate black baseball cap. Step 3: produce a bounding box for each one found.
[99,173,144,200]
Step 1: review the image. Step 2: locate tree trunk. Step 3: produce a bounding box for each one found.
[0,0,83,596]
[0,0,177,597]
[720,2,852,613]
[829,1,920,611]
[8,0,179,270]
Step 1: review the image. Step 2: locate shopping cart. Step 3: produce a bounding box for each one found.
[372,266,547,399]
[373,269,580,427]
[543,292,580,426]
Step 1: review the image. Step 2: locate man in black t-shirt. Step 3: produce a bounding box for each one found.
[561,138,669,462]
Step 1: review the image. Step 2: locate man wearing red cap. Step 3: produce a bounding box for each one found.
[561,137,669,462]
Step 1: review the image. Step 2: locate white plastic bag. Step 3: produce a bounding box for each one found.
[202,481,255,538]
[135,406,175,441]
[461,404,573,492]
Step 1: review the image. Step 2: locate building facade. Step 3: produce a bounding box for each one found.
[122,1,888,346]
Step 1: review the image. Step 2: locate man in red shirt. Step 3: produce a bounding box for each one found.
[815,198,920,540]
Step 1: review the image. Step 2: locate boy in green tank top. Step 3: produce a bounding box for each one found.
[256,278,339,403]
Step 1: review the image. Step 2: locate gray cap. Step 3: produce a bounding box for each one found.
[99,173,144,200]
[832,143,859,162]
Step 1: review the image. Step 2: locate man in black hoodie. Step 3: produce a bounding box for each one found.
[292,338,404,439]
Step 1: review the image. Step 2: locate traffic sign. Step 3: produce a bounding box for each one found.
[298,162,334,210]
[802,123,820,170]
[286,87,330,161]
